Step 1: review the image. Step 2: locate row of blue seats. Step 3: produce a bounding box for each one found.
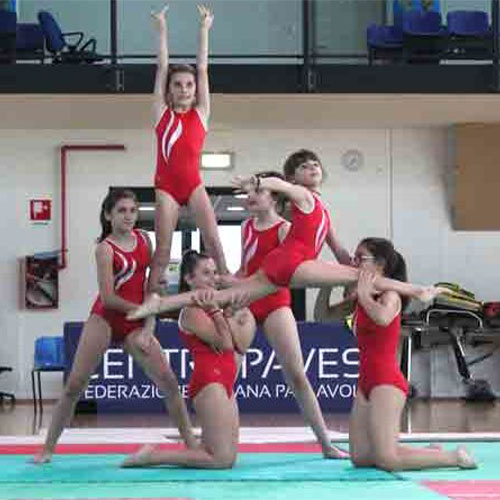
[0,9,101,63]
[0,10,44,62]
[368,10,493,63]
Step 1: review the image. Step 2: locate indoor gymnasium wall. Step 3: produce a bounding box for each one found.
[2,105,500,399]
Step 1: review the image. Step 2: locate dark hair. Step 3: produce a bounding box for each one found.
[283,149,323,182]
[359,237,409,310]
[255,170,286,214]
[97,189,138,243]
[178,249,211,293]
[165,64,197,99]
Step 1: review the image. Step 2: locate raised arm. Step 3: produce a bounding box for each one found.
[95,243,141,313]
[325,225,351,265]
[232,175,314,213]
[195,5,213,121]
[152,6,169,122]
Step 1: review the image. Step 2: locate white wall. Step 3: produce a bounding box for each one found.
[2,121,500,399]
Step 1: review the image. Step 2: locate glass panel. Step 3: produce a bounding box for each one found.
[18,0,110,55]
[386,0,492,25]
[118,0,303,63]
[314,0,385,62]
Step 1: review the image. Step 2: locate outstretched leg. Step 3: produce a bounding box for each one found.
[263,307,347,458]
[128,273,277,320]
[291,260,437,302]
[34,316,112,463]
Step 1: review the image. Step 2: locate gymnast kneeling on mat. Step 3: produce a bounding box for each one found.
[123,250,255,469]
[349,237,477,471]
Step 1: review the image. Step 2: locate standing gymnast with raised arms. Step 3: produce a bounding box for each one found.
[148,4,229,294]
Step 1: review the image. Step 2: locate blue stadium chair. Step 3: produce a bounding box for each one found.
[37,10,102,64]
[367,24,403,64]
[446,10,492,59]
[402,10,447,62]
[31,336,65,413]
[16,23,45,62]
[0,9,16,63]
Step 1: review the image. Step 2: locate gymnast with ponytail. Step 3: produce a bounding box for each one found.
[33,189,196,464]
[349,237,477,471]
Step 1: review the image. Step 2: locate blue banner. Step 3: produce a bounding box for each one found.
[64,320,359,413]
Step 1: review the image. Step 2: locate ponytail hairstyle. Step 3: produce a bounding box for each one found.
[97,189,138,243]
[282,149,324,182]
[359,237,409,310]
[255,170,286,214]
[178,249,211,293]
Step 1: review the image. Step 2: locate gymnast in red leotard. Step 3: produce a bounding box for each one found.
[349,237,476,471]
[148,5,229,294]
[123,250,255,469]
[34,189,196,465]
[228,170,348,458]
[129,149,441,322]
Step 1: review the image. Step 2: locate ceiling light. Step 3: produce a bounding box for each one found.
[227,206,245,212]
[201,152,234,170]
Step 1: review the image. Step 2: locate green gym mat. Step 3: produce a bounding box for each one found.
[0,442,497,500]
[0,480,446,500]
[0,453,400,483]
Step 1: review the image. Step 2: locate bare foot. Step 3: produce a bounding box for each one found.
[456,446,477,469]
[127,294,161,320]
[322,444,350,459]
[121,444,156,468]
[33,450,52,464]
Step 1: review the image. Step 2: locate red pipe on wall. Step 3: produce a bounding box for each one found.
[59,144,126,269]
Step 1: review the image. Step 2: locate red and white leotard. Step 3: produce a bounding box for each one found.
[262,192,331,287]
[179,310,237,400]
[241,218,291,323]
[91,229,150,342]
[154,107,206,206]
[354,302,409,399]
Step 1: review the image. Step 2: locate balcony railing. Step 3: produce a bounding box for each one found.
[0,0,498,93]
